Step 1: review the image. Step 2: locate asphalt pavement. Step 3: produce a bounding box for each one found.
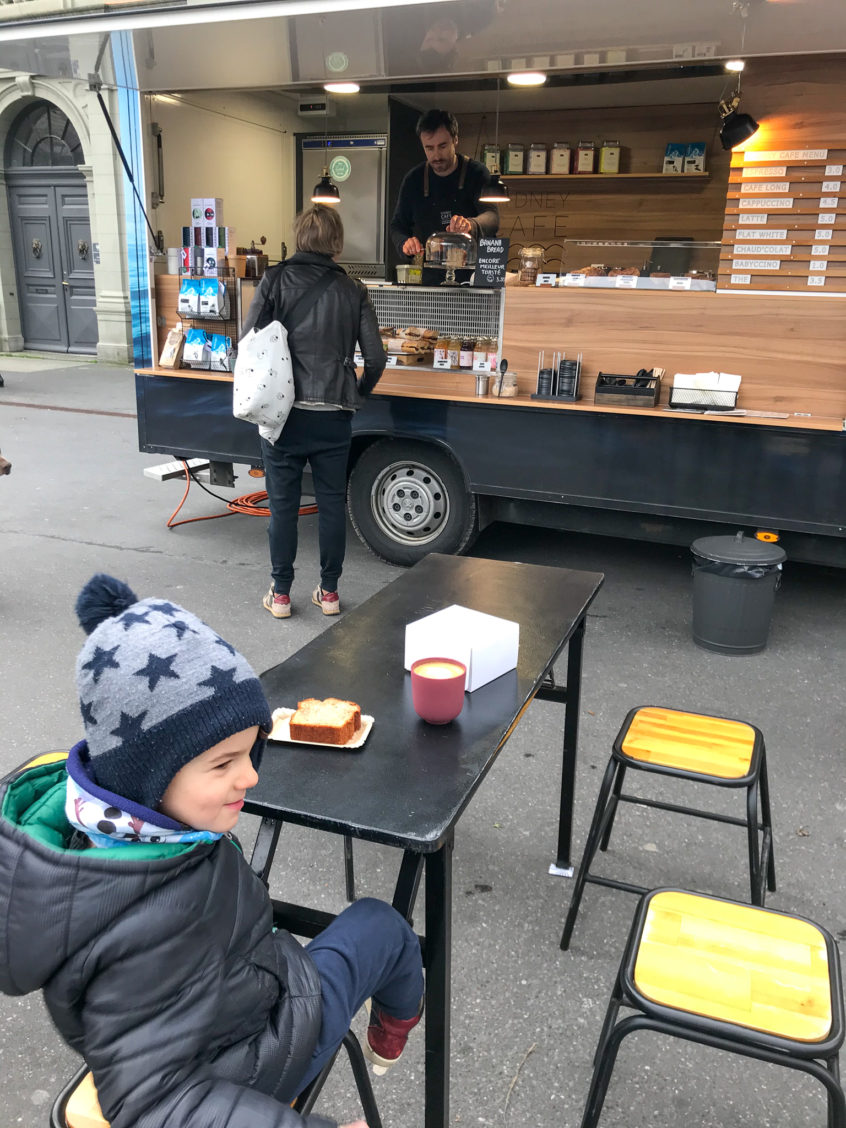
[1,354,844,1128]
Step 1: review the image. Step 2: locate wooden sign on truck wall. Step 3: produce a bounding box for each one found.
[720,148,846,292]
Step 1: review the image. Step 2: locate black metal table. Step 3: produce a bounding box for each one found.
[244,552,604,1128]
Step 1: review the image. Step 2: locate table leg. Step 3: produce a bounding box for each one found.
[551,618,586,876]
[392,850,425,925]
[249,816,282,885]
[424,836,453,1128]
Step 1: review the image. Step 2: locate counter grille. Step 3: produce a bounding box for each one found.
[367,286,503,342]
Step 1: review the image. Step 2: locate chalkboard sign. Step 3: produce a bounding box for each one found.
[473,236,509,289]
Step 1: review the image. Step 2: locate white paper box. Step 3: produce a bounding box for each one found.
[203,197,224,224]
[404,604,519,692]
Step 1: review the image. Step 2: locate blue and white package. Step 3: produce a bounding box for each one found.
[199,278,229,317]
[177,278,201,315]
[183,328,210,368]
[209,333,233,372]
[199,278,220,316]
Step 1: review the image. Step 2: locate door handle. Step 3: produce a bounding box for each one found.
[62,280,69,287]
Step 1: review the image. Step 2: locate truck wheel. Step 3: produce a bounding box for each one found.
[348,440,477,566]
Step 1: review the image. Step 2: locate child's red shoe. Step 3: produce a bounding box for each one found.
[364,998,423,1075]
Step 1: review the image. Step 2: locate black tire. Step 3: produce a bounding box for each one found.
[347,439,477,566]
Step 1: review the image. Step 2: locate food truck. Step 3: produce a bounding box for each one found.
[2,0,844,565]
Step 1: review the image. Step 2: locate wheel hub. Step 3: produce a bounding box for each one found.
[371,462,450,544]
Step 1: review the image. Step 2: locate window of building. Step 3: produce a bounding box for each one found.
[6,100,83,167]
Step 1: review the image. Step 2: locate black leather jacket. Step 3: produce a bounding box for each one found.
[242,252,386,410]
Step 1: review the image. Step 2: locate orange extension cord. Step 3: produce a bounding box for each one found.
[166,461,318,529]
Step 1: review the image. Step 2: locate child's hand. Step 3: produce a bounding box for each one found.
[340,1121,368,1128]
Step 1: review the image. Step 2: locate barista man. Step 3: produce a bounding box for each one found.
[390,109,499,278]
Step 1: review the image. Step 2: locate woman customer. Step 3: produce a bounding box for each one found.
[243,206,385,619]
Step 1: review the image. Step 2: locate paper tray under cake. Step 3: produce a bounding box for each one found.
[269,707,374,750]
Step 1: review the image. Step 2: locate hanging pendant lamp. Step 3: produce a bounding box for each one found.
[478,77,510,203]
[311,168,341,204]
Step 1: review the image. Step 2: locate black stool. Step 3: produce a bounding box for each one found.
[581,888,845,1128]
[51,1030,381,1127]
[561,705,776,949]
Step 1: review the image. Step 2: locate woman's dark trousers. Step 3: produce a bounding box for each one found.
[261,407,352,596]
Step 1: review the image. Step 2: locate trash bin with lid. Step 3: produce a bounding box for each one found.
[690,532,786,655]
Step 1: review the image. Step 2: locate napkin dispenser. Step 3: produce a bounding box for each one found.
[669,371,741,411]
[404,604,519,692]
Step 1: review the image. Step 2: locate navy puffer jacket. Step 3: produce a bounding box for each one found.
[0,757,333,1128]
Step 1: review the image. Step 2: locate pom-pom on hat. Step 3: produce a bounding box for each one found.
[74,574,272,810]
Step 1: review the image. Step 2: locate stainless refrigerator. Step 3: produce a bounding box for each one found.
[298,134,387,279]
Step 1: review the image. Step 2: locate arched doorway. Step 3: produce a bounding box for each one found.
[6,99,97,353]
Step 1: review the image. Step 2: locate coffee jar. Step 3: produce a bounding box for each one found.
[575,141,596,174]
[519,244,545,285]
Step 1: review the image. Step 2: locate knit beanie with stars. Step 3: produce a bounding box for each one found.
[74,573,272,809]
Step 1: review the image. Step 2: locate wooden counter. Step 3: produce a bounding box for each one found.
[136,366,845,432]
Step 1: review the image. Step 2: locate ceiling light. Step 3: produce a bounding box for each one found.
[725,59,746,72]
[323,82,360,94]
[311,170,341,205]
[479,173,510,203]
[507,71,547,87]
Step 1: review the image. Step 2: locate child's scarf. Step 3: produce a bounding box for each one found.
[64,740,221,848]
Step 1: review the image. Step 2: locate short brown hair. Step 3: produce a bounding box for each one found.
[293,205,344,256]
[416,109,458,140]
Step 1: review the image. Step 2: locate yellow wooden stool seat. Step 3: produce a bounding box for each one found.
[620,707,756,779]
[561,705,776,950]
[64,1073,108,1128]
[634,890,832,1042]
[579,889,845,1128]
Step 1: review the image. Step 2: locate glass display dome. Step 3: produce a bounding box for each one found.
[424,231,477,285]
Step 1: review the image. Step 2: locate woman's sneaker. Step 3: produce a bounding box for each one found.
[312,586,340,615]
[364,998,423,1075]
[263,588,291,619]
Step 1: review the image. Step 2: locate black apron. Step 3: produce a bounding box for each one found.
[413,156,474,284]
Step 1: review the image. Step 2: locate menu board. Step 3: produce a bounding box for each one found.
[473,236,509,289]
[719,147,846,292]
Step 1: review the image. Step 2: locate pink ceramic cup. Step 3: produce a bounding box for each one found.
[410,657,467,725]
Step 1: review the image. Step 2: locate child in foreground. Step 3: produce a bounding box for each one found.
[0,573,423,1128]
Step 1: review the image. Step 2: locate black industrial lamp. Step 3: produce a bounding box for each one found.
[719,89,759,150]
[311,169,341,204]
[311,15,342,205]
[478,77,510,203]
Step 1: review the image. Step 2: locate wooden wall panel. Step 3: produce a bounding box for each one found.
[500,288,846,419]
[719,56,846,293]
[458,103,732,269]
